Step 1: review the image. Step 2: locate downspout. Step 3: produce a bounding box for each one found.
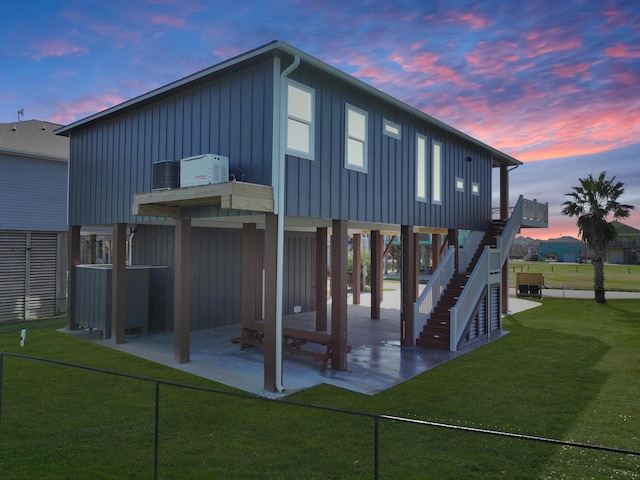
[273,53,300,392]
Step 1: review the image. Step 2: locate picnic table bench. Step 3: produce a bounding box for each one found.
[231,323,352,370]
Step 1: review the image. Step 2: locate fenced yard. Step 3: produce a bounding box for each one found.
[1,297,639,478]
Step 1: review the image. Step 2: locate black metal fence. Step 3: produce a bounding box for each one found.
[1,352,638,479]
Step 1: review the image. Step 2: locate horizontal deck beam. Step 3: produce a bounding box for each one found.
[132,182,274,218]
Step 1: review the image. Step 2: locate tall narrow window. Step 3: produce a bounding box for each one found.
[432,140,442,204]
[286,79,314,160]
[345,104,368,172]
[416,134,427,201]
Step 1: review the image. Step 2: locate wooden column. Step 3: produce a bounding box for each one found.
[370,230,381,320]
[241,223,258,332]
[414,233,420,300]
[432,233,441,270]
[352,233,361,305]
[173,218,191,364]
[111,223,127,344]
[315,227,328,331]
[448,228,459,273]
[67,225,81,331]
[330,219,348,371]
[401,225,417,346]
[263,213,278,391]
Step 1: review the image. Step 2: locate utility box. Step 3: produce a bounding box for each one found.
[516,272,544,298]
[152,160,180,190]
[179,154,229,188]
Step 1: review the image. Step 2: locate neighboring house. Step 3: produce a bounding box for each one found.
[540,236,583,262]
[57,41,547,392]
[607,221,640,264]
[0,119,69,321]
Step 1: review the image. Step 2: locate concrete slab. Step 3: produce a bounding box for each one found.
[63,282,545,398]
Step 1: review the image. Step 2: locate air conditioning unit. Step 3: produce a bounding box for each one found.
[179,154,229,188]
[152,160,180,191]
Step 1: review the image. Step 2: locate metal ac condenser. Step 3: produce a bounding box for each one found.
[179,154,229,188]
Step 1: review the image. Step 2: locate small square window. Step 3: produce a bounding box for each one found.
[383,119,401,140]
[456,177,464,192]
[472,182,480,195]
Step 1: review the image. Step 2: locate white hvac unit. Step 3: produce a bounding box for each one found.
[179,154,229,188]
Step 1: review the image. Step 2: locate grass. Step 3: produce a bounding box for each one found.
[508,260,640,292]
[1,299,639,478]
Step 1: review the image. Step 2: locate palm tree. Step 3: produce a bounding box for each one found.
[561,171,634,303]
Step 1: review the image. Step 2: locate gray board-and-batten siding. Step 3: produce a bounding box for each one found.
[66,46,494,231]
[132,225,315,332]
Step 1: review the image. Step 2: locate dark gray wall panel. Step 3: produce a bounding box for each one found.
[132,225,317,331]
[69,60,275,226]
[284,66,493,231]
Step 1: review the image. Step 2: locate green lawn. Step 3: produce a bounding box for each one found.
[1,299,639,479]
[508,260,640,292]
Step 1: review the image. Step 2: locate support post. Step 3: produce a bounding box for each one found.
[241,223,258,332]
[173,218,191,364]
[370,230,381,320]
[67,225,81,331]
[500,164,509,312]
[401,225,416,346]
[263,213,279,391]
[432,233,441,270]
[330,219,348,371]
[448,228,459,273]
[111,223,127,344]
[315,227,328,331]
[352,233,361,305]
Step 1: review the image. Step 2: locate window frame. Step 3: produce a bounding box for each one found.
[432,140,442,204]
[472,182,480,196]
[344,103,368,173]
[416,134,427,202]
[383,119,401,140]
[455,176,464,192]
[286,79,315,160]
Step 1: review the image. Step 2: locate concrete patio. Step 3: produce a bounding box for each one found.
[65,283,540,398]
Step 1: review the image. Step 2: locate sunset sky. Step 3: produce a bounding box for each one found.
[1,0,638,239]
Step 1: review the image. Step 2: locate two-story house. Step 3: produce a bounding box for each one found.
[57,41,547,392]
[0,119,68,322]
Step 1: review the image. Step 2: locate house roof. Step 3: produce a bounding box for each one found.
[611,221,640,236]
[0,119,69,162]
[542,236,582,244]
[56,40,521,167]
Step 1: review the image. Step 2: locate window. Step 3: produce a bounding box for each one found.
[416,134,427,201]
[345,104,368,172]
[286,80,314,160]
[432,140,442,204]
[472,182,480,196]
[383,119,401,140]
[456,177,464,192]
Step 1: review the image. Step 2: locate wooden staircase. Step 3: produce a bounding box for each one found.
[416,221,506,350]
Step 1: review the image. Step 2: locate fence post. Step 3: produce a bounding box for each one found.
[154,380,160,480]
[374,416,379,480]
[0,353,3,435]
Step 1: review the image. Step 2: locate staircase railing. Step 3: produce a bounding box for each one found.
[496,195,524,265]
[413,246,455,341]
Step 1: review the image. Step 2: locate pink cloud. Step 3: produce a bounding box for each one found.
[31,39,88,60]
[444,10,494,30]
[49,93,126,124]
[150,14,185,28]
[552,62,592,78]
[605,44,640,58]
[90,23,142,45]
[523,29,582,58]
[390,50,468,87]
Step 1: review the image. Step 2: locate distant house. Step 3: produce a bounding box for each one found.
[607,221,640,264]
[0,119,69,321]
[57,41,548,391]
[540,236,583,262]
